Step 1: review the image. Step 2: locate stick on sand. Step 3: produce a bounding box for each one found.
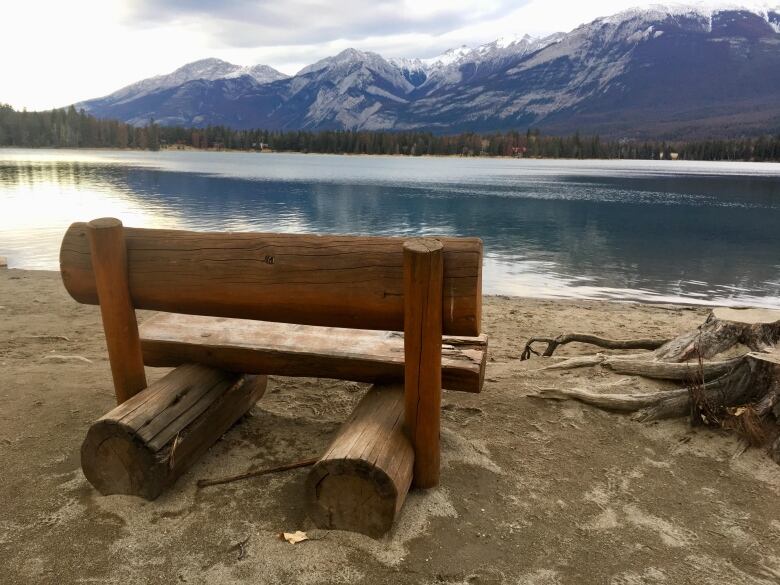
[197,457,319,488]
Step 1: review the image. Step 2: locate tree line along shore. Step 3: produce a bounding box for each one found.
[2,103,779,162]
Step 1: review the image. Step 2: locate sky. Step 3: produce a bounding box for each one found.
[0,0,775,110]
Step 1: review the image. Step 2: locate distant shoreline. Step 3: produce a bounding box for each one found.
[2,145,778,164]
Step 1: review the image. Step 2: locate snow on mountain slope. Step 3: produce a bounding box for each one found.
[78,58,288,110]
[410,34,563,93]
[755,4,780,31]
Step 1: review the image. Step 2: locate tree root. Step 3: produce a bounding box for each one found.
[532,386,689,412]
[521,333,667,360]
[522,308,780,365]
[523,309,780,460]
[542,355,611,370]
[542,354,742,382]
[604,356,743,381]
[533,360,761,421]
[635,360,758,422]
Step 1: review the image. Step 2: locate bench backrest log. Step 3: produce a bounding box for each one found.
[60,221,482,336]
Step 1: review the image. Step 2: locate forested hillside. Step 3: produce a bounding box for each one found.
[2,104,779,161]
[0,104,160,149]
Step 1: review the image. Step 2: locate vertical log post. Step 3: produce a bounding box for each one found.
[87,217,147,404]
[403,238,443,488]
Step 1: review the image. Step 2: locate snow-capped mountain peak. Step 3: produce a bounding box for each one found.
[421,45,472,68]
[223,64,289,84]
[493,33,536,49]
[298,48,391,76]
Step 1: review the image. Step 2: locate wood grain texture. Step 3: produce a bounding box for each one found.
[305,384,413,538]
[60,222,483,336]
[403,238,443,489]
[86,218,147,403]
[139,313,487,393]
[81,364,267,500]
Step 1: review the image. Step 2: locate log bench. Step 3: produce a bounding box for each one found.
[60,218,484,536]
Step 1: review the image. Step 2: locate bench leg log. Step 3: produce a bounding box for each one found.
[86,217,147,404]
[81,364,267,500]
[403,238,443,488]
[305,384,414,538]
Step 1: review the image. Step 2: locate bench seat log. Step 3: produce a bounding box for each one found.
[139,313,488,393]
[305,383,413,538]
[81,364,267,500]
[60,223,483,336]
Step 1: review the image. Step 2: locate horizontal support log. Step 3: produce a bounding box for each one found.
[139,313,487,393]
[60,222,482,336]
[305,384,413,538]
[81,364,267,500]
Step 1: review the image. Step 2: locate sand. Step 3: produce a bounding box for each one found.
[1,268,779,584]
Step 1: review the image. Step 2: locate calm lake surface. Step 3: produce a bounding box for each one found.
[1,148,779,307]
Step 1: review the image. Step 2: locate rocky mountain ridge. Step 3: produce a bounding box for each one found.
[76,5,780,138]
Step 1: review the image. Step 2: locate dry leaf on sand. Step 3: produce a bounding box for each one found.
[279,531,309,544]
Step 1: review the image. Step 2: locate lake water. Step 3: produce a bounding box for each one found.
[1,148,779,307]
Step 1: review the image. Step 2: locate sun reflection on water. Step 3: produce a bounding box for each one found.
[0,160,185,268]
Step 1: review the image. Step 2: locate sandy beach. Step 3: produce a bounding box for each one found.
[1,268,779,584]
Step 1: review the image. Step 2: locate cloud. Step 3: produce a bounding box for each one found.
[125,0,526,47]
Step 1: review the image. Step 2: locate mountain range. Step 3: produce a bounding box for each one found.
[76,4,780,139]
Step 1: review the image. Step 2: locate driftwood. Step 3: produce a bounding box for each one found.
[526,308,780,460]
